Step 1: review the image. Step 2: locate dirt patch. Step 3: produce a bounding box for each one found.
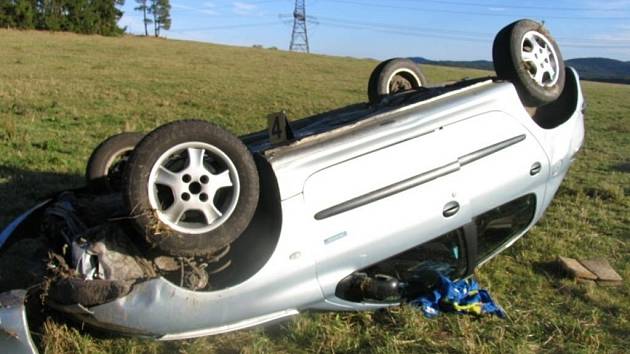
[48,277,134,307]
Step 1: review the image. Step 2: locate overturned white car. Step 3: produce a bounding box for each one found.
[0,19,584,353]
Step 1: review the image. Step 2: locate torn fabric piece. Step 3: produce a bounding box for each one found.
[410,275,505,318]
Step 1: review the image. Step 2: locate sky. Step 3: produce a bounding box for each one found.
[118,0,630,61]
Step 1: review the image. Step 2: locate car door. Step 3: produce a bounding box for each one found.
[304,109,549,301]
[303,117,475,301]
[453,111,550,234]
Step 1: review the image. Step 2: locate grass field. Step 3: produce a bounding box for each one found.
[0,30,628,353]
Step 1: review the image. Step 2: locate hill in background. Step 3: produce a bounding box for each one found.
[411,57,630,84]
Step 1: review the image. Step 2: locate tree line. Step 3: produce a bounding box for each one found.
[134,0,170,37]
[0,0,171,37]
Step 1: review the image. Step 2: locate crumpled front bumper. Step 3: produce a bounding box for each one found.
[0,290,38,354]
[0,201,48,354]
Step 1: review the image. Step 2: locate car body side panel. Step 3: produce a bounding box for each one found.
[304,109,545,303]
[85,195,323,337]
[0,290,38,354]
[491,68,584,213]
[303,128,458,215]
[455,112,550,219]
[311,169,471,304]
[538,70,585,210]
[266,80,501,200]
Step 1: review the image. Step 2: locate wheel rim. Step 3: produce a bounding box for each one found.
[147,142,240,234]
[520,31,560,87]
[386,69,422,94]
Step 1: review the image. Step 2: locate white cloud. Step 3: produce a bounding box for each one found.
[233,1,260,16]
[171,1,219,16]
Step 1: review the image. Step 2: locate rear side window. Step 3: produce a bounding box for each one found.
[368,228,467,280]
[335,228,468,303]
[475,194,536,263]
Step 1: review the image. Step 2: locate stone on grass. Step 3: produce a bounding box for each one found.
[557,256,597,280]
[580,258,623,286]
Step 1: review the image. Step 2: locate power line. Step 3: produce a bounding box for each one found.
[383,0,630,13]
[172,0,287,12]
[316,16,630,45]
[316,18,630,49]
[167,2,630,50]
[170,17,630,49]
[318,20,486,42]
[316,15,492,36]
[172,22,282,32]
[319,0,630,21]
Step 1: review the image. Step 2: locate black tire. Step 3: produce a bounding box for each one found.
[86,132,144,193]
[368,58,426,104]
[493,19,565,107]
[367,58,394,103]
[123,120,259,257]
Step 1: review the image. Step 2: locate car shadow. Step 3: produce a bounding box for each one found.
[0,165,84,227]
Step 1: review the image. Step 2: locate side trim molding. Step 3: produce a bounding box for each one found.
[314,134,526,220]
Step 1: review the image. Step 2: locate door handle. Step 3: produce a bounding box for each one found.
[443,201,460,218]
[530,162,542,176]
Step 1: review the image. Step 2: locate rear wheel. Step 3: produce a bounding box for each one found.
[86,132,144,193]
[368,58,426,104]
[123,120,260,257]
[493,19,565,107]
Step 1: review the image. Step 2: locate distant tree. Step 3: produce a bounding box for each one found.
[37,0,66,31]
[64,0,91,33]
[134,0,150,36]
[0,1,16,28]
[89,0,125,35]
[149,0,169,37]
[0,0,125,35]
[13,0,35,29]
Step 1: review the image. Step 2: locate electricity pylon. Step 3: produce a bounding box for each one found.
[289,0,309,53]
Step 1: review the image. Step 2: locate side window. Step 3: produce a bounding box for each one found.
[475,194,536,264]
[369,229,467,280]
[335,228,468,303]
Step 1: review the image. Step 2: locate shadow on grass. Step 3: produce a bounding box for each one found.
[532,260,564,280]
[612,162,630,173]
[0,165,84,227]
[533,261,626,319]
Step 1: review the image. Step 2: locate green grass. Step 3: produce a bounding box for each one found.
[1,29,628,353]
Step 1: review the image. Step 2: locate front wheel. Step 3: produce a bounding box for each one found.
[493,19,565,107]
[123,120,260,257]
